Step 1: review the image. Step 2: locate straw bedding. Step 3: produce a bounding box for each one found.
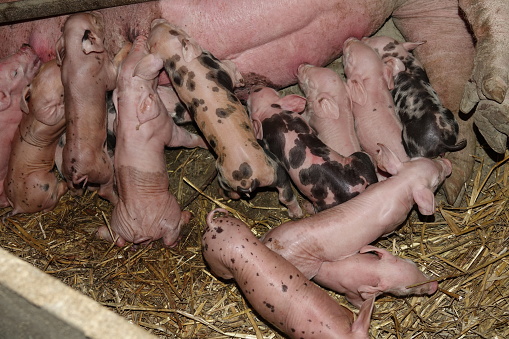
[1,21,508,339]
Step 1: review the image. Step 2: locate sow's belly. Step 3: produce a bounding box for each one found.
[0,0,389,92]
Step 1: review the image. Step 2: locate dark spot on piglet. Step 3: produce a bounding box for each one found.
[41,184,49,192]
[232,163,253,181]
[215,226,223,233]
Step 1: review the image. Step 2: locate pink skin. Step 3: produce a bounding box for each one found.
[0,44,41,207]
[0,0,475,202]
[261,144,451,283]
[147,19,303,218]
[56,12,122,204]
[297,63,361,156]
[313,245,438,308]
[249,86,377,211]
[96,35,205,247]
[343,37,409,172]
[4,59,67,215]
[361,36,423,69]
[203,208,374,339]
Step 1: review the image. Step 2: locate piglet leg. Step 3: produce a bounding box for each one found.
[202,208,373,339]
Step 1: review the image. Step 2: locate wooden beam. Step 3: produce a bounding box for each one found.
[0,0,156,24]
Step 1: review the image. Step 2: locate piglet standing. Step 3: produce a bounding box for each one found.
[297,63,361,157]
[147,19,303,218]
[363,36,466,158]
[342,37,409,170]
[97,35,206,247]
[203,208,374,339]
[56,12,121,204]
[248,86,378,212]
[262,144,450,305]
[4,60,67,215]
[0,44,41,208]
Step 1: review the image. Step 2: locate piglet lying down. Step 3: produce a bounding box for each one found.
[203,208,374,339]
[262,144,450,306]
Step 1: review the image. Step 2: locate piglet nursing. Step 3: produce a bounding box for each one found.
[342,37,409,169]
[203,208,374,339]
[97,35,205,247]
[262,144,450,304]
[248,86,378,212]
[57,12,120,204]
[0,44,41,208]
[363,36,466,158]
[147,19,303,218]
[4,60,67,215]
[297,63,361,157]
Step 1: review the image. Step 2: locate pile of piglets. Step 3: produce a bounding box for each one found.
[0,11,460,338]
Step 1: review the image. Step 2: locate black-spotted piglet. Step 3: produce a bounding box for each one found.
[249,86,378,212]
[203,208,374,339]
[363,36,466,158]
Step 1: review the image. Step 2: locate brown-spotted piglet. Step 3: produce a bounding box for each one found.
[56,12,122,204]
[203,208,374,339]
[4,60,67,215]
[97,35,206,247]
[297,63,361,157]
[0,44,41,208]
[147,19,303,218]
[248,86,378,212]
[262,144,450,300]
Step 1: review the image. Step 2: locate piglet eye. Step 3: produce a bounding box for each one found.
[11,66,22,79]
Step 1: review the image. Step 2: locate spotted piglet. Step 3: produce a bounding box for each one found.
[203,208,374,339]
[248,86,378,212]
[363,36,466,158]
[147,19,304,218]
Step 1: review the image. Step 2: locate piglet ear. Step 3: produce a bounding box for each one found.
[376,143,402,175]
[413,187,436,215]
[133,54,164,80]
[346,78,367,106]
[402,41,425,52]
[359,245,389,258]
[382,62,395,90]
[351,296,375,336]
[19,86,30,114]
[313,93,339,119]
[82,29,105,54]
[251,118,263,140]
[181,38,202,63]
[279,94,307,113]
[55,36,65,66]
[137,93,160,125]
[384,56,405,77]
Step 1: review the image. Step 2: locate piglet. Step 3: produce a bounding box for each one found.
[248,86,378,212]
[97,35,206,247]
[362,36,466,158]
[147,19,303,218]
[4,59,67,215]
[0,44,41,207]
[203,208,374,339]
[313,245,438,308]
[342,37,409,171]
[297,63,361,156]
[56,12,122,204]
[262,144,450,303]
